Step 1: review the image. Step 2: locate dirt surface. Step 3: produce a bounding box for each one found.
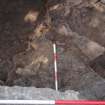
[0,0,105,91]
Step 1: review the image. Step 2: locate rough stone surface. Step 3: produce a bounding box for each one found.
[0,86,98,100]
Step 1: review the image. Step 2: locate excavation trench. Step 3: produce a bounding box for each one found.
[0,0,105,92]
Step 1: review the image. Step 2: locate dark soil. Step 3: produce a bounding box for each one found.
[0,0,105,91]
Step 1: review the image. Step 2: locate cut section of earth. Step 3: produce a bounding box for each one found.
[0,0,105,96]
